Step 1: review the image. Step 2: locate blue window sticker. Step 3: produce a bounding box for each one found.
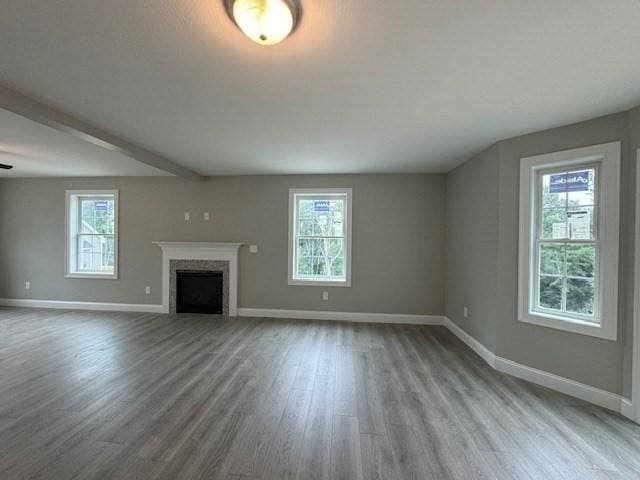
[94,200,109,211]
[549,171,590,193]
[313,200,330,213]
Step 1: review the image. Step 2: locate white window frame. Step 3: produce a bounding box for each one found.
[65,189,119,279]
[632,148,640,422]
[288,188,352,287]
[518,142,620,340]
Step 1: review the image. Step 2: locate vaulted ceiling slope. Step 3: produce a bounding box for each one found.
[0,108,170,177]
[1,0,640,177]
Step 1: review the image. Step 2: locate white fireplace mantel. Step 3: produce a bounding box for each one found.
[154,242,243,315]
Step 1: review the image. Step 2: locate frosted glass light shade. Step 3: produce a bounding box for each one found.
[231,0,296,45]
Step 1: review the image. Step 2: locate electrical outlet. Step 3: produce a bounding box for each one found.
[25,280,30,290]
[249,245,258,254]
[322,291,329,300]
[203,212,210,221]
[463,306,469,318]
[184,212,190,221]
[145,286,151,295]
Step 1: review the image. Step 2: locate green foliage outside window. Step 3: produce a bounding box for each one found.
[80,199,115,270]
[295,198,345,280]
[538,170,596,317]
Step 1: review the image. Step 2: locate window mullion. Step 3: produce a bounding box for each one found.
[76,200,83,269]
[561,240,567,313]
[561,184,568,314]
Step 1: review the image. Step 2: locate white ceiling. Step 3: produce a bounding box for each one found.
[1,0,640,176]
[0,110,168,177]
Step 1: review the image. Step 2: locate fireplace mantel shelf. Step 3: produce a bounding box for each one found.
[153,241,243,252]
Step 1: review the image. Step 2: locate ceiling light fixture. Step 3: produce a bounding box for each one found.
[224,0,300,46]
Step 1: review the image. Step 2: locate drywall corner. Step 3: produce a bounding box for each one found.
[445,143,500,353]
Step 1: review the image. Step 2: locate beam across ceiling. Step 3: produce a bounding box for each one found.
[0,84,203,180]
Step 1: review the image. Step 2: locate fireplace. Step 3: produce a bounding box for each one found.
[153,242,242,316]
[176,270,223,314]
[168,259,230,315]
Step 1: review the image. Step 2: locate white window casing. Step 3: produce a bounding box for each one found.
[518,142,620,340]
[288,188,352,287]
[65,190,119,279]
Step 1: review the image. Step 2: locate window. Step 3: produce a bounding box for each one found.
[288,188,352,286]
[66,190,118,279]
[518,143,620,339]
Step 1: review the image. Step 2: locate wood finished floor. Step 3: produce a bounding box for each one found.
[1,307,639,479]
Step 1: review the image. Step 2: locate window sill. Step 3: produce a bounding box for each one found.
[65,273,118,280]
[288,278,351,287]
[519,310,615,340]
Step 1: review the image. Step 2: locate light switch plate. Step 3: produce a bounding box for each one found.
[249,245,258,253]
[145,286,151,295]
[25,281,30,290]
[184,212,190,221]
[463,306,469,318]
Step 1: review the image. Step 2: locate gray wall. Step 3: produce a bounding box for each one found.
[0,174,446,315]
[445,144,500,352]
[446,110,636,395]
[495,112,630,396]
[624,106,640,397]
[1,108,638,398]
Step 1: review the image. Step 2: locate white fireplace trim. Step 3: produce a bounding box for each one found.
[153,242,243,316]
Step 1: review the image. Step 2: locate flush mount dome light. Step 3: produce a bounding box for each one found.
[225,0,300,45]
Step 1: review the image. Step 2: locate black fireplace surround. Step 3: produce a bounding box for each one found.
[176,270,223,314]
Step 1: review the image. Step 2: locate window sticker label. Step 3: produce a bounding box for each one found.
[549,171,589,193]
[568,210,590,239]
[552,223,567,239]
[313,200,330,213]
[94,201,109,211]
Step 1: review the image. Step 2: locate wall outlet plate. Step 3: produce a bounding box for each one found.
[25,281,30,290]
[145,286,151,295]
[203,212,210,221]
[322,291,329,300]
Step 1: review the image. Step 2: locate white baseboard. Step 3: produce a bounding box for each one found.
[494,356,623,412]
[237,308,444,325]
[443,317,496,367]
[0,300,440,324]
[0,298,164,313]
[443,317,632,417]
[620,397,636,421]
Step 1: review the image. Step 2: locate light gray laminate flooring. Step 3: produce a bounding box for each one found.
[0,307,639,479]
